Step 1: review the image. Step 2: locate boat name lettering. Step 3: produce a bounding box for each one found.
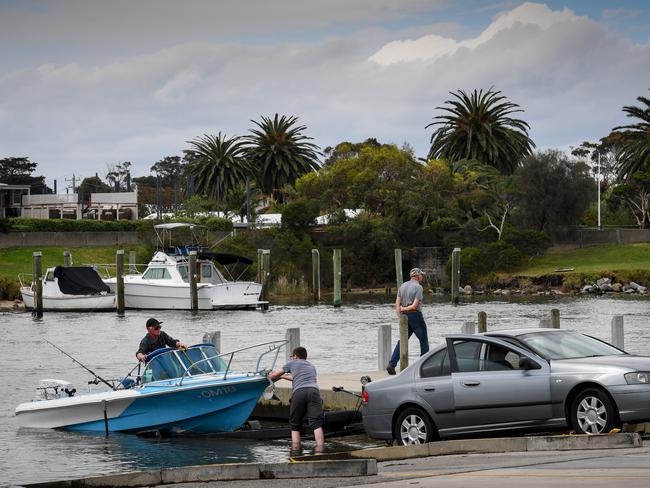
[200,386,237,398]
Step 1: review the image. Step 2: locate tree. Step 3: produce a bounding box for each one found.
[513,150,595,231]
[105,162,132,191]
[608,171,650,228]
[186,132,250,203]
[151,156,186,188]
[479,176,520,240]
[614,90,650,181]
[426,88,535,174]
[244,114,321,198]
[571,132,625,186]
[78,176,111,204]
[0,157,51,194]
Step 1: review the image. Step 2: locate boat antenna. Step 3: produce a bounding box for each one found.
[44,340,114,389]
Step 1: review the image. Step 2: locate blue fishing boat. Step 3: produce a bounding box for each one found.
[15,341,285,434]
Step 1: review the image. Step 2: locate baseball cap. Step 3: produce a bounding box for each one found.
[146,318,163,328]
[409,267,425,277]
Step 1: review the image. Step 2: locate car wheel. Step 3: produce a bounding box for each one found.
[570,388,620,434]
[394,407,434,445]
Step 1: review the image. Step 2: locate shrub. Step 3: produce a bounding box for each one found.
[0,277,21,300]
[5,218,154,232]
[502,228,551,257]
[281,199,320,230]
[448,241,523,285]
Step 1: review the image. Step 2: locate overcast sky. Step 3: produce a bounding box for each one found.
[1,0,649,189]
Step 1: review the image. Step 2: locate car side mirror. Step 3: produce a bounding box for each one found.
[519,356,541,370]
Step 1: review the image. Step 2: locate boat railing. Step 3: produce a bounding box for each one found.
[177,340,289,386]
[82,263,144,277]
[18,273,33,288]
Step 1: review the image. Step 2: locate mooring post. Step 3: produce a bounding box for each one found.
[394,249,403,290]
[478,311,487,333]
[116,250,125,315]
[128,250,137,274]
[333,249,342,307]
[311,249,321,301]
[63,251,72,267]
[32,251,43,318]
[461,321,476,335]
[202,331,221,353]
[189,250,198,312]
[611,315,624,350]
[378,323,391,371]
[451,247,461,305]
[262,250,270,310]
[285,327,300,362]
[257,249,263,283]
[550,308,560,329]
[399,315,409,371]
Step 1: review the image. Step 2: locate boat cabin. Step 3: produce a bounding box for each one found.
[142,345,228,383]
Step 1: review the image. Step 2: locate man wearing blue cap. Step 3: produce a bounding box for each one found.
[386,267,429,375]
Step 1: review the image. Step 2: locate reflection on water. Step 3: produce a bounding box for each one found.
[2,295,650,485]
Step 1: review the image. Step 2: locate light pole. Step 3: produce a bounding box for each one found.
[597,151,601,230]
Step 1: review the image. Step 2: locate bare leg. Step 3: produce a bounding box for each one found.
[314,427,325,452]
[291,430,301,450]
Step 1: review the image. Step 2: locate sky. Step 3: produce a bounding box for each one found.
[1,0,649,189]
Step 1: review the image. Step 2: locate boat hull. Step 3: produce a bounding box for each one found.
[15,375,269,434]
[21,288,116,311]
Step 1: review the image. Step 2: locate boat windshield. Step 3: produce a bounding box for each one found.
[142,345,227,384]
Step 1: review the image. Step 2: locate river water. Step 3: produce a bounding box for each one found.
[2,295,650,485]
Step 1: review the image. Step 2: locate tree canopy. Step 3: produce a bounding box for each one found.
[614,90,650,181]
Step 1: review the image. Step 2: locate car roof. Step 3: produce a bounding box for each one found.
[482,328,569,337]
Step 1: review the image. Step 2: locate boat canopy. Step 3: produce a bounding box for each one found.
[198,252,253,266]
[143,344,227,383]
[53,266,111,295]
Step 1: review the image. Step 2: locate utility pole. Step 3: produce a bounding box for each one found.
[65,174,77,194]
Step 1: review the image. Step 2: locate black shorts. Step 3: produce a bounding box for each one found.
[289,387,324,431]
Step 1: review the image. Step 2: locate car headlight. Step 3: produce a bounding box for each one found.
[625,372,650,384]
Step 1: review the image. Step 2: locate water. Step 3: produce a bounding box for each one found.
[2,295,650,485]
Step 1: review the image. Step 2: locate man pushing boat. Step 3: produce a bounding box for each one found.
[136,318,187,362]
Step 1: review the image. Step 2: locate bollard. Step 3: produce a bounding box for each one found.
[189,251,198,312]
[32,251,43,318]
[478,311,487,333]
[128,250,137,274]
[451,248,461,305]
[399,315,409,371]
[378,324,391,371]
[262,250,270,310]
[311,249,321,302]
[63,251,72,267]
[550,309,560,329]
[539,317,551,328]
[394,249,403,290]
[257,249,264,283]
[116,250,124,316]
[202,331,221,353]
[611,315,625,350]
[333,249,342,307]
[285,328,300,362]
[461,321,476,335]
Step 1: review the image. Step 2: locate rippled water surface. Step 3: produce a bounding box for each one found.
[2,295,650,485]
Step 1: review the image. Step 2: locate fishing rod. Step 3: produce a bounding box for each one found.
[44,340,114,389]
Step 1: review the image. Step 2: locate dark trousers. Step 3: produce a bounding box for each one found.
[389,311,429,367]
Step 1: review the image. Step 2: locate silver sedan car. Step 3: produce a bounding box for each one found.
[362,329,650,445]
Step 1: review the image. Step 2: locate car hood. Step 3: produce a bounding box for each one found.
[552,355,650,373]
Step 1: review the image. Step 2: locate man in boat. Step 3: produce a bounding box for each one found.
[136,318,187,362]
[269,346,324,451]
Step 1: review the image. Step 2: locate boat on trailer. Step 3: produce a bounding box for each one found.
[15,341,285,434]
[20,266,115,311]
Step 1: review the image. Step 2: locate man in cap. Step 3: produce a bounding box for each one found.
[136,318,187,362]
[386,267,429,375]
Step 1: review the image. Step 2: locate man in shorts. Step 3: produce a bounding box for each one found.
[269,346,324,450]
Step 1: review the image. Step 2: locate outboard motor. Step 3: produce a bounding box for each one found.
[36,379,76,400]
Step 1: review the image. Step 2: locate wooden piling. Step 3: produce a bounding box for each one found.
[257,249,263,283]
[32,251,43,318]
[478,311,487,333]
[202,331,222,353]
[550,309,560,329]
[311,249,321,301]
[333,249,342,307]
[63,251,72,267]
[285,328,300,362]
[262,250,270,310]
[378,324,391,371]
[611,315,624,350]
[394,249,403,290]
[461,321,476,335]
[189,251,198,312]
[451,247,461,305]
[399,315,408,371]
[116,250,124,315]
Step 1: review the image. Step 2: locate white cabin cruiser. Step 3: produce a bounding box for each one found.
[105,223,266,310]
[20,266,116,311]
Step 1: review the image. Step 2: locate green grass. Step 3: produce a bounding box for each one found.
[516,243,650,276]
[0,245,153,282]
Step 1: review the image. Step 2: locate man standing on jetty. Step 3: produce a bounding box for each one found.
[386,267,429,375]
[136,318,187,362]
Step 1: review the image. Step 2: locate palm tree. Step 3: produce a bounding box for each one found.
[186,133,250,203]
[614,90,650,181]
[426,89,535,174]
[244,114,321,198]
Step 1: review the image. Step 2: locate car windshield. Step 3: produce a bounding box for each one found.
[518,331,625,360]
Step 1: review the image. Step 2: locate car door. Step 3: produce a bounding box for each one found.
[446,335,552,431]
[415,347,456,430]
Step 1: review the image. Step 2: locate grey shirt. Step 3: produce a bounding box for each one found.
[282,359,319,391]
[398,278,424,312]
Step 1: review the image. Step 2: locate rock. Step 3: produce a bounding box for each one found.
[629,281,642,291]
[624,288,636,294]
[463,285,473,295]
[501,289,511,296]
[638,286,647,294]
[599,283,613,292]
[596,277,611,286]
[612,283,623,292]
[493,289,502,295]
